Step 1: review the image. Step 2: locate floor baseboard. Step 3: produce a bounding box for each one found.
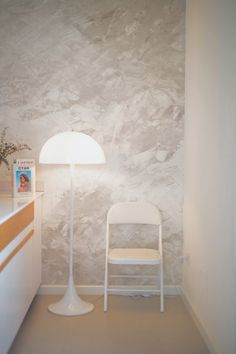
[179,288,219,354]
[38,284,180,296]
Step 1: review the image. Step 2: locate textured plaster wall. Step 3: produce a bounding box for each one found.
[0,0,185,286]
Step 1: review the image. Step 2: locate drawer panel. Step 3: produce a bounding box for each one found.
[0,236,34,354]
[0,230,34,273]
[0,202,34,251]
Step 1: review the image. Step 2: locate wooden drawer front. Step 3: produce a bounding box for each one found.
[0,230,34,273]
[0,202,34,251]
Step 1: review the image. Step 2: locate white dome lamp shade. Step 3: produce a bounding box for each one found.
[39,132,105,316]
[39,131,105,165]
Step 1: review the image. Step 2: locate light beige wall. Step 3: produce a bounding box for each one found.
[183,1,236,353]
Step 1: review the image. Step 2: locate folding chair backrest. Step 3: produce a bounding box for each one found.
[107,202,161,226]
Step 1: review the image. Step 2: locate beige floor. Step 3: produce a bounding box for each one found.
[9,295,210,354]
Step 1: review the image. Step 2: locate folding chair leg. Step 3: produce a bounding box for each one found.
[160,261,164,312]
[104,262,108,312]
[104,292,108,312]
[160,289,164,312]
[104,289,108,312]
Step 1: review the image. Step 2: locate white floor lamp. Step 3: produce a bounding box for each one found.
[39,131,106,316]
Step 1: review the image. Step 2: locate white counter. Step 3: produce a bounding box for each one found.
[0,193,43,354]
[0,192,43,225]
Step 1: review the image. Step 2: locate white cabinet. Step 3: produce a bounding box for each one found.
[32,196,42,295]
[0,194,42,354]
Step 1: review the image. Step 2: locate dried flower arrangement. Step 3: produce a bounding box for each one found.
[0,128,31,170]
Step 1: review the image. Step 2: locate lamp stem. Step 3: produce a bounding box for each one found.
[47,163,94,315]
[69,163,75,278]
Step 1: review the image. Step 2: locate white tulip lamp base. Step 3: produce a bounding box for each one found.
[48,277,94,316]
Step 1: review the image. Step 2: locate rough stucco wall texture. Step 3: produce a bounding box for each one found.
[0,0,185,286]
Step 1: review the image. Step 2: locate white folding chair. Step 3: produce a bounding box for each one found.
[104,201,164,312]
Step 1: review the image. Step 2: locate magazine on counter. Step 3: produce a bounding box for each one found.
[13,159,35,197]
